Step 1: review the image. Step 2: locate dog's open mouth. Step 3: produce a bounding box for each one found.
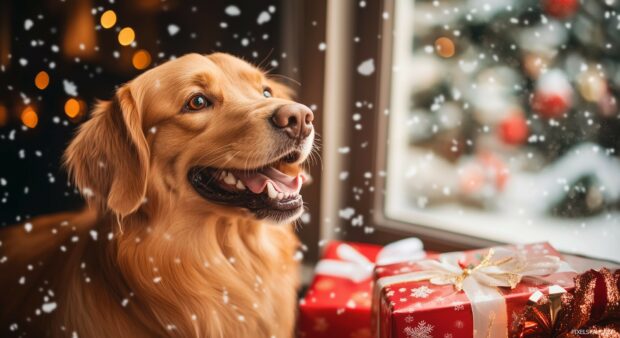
[188,151,306,220]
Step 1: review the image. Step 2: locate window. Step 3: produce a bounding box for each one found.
[377,0,619,261]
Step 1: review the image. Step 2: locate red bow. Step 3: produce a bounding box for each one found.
[510,268,620,338]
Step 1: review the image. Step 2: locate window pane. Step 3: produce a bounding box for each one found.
[384,0,620,261]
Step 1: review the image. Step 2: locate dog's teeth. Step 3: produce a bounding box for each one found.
[266,182,278,199]
[220,171,227,180]
[224,172,236,185]
[236,180,246,190]
[277,192,284,200]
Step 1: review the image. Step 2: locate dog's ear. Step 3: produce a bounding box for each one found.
[64,86,149,217]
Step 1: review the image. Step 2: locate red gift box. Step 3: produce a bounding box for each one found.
[372,243,577,338]
[298,241,382,338]
[298,239,428,338]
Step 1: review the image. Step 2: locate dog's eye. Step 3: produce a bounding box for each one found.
[185,94,211,111]
[263,87,272,98]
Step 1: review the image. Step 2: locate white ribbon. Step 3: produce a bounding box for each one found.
[314,238,425,283]
[375,247,573,338]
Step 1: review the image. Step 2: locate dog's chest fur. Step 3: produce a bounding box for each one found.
[1,211,299,338]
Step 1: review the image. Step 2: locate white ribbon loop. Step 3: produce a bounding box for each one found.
[314,258,374,283]
[314,238,426,283]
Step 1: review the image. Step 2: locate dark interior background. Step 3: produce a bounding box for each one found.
[0,0,327,265]
[0,0,279,223]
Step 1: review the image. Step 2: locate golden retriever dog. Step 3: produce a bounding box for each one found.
[0,53,315,338]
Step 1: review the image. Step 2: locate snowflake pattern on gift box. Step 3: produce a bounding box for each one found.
[404,320,434,338]
[444,334,453,338]
[313,317,328,332]
[453,303,465,311]
[405,315,415,323]
[410,286,434,298]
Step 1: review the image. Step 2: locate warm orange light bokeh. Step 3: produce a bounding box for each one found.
[34,71,50,90]
[63,0,97,58]
[132,50,151,70]
[0,104,7,127]
[100,10,117,29]
[435,37,455,58]
[118,27,135,46]
[21,106,38,128]
[64,98,82,118]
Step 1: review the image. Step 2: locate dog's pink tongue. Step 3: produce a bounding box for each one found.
[235,167,304,194]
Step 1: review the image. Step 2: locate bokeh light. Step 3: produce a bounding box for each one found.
[118,27,135,46]
[21,106,38,128]
[434,37,455,58]
[100,10,117,29]
[132,50,151,70]
[64,98,82,118]
[63,0,96,58]
[0,104,7,127]
[578,70,606,102]
[34,71,50,90]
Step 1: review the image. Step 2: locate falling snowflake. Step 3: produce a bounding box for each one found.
[167,24,180,36]
[257,11,271,25]
[404,320,434,338]
[224,5,241,16]
[410,286,434,298]
[351,214,364,227]
[339,207,355,220]
[357,58,375,76]
[63,79,78,96]
[41,302,57,313]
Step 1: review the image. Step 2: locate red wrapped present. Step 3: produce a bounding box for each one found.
[298,238,426,338]
[372,243,578,338]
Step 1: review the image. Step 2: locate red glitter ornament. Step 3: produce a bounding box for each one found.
[542,0,580,19]
[499,113,529,145]
[531,70,573,118]
[531,91,571,118]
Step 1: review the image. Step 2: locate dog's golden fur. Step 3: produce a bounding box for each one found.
[0,53,311,337]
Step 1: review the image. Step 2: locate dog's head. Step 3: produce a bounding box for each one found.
[65,53,314,224]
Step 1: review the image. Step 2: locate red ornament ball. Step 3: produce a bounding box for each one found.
[499,114,529,145]
[531,91,571,118]
[543,0,579,19]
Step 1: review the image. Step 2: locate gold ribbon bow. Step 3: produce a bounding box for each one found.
[382,247,564,292]
[453,248,522,291]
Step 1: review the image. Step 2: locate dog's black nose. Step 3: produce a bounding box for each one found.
[271,104,314,140]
